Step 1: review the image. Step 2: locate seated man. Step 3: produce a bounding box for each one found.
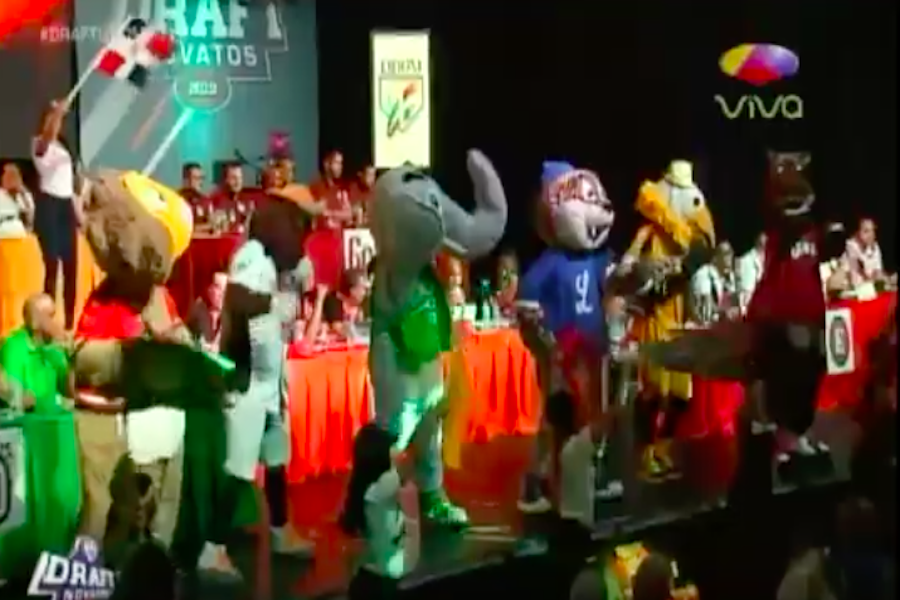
[322,269,370,338]
[690,241,739,325]
[186,272,227,351]
[844,217,891,285]
[0,293,72,411]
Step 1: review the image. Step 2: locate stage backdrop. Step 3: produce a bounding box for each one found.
[317,0,896,274]
[0,1,76,162]
[73,0,318,186]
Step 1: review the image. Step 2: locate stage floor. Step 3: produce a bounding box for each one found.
[243,410,860,600]
[0,410,866,600]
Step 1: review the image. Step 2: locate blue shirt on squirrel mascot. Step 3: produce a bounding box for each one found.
[352,150,508,530]
[516,161,620,514]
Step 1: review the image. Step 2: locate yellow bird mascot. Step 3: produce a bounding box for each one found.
[616,161,716,480]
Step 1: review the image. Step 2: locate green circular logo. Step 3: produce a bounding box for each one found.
[173,69,232,113]
[828,316,850,367]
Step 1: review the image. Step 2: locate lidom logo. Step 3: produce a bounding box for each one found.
[378,58,425,138]
[714,43,803,120]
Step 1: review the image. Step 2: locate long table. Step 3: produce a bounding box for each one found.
[285,329,541,483]
[680,292,896,438]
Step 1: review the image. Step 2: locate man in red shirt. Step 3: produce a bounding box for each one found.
[347,164,376,227]
[208,162,258,231]
[310,150,352,230]
[179,162,213,225]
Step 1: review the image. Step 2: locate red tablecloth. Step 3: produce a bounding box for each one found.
[285,329,541,483]
[167,234,242,316]
[680,292,897,438]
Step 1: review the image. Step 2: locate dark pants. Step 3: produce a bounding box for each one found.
[755,324,825,435]
[34,192,78,328]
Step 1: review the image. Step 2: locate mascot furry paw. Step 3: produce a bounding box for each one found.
[71,170,194,547]
[617,160,716,481]
[363,150,507,529]
[516,161,619,513]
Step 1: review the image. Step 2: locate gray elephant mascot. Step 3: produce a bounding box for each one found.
[364,150,508,527]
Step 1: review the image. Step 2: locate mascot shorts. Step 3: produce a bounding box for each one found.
[225,399,289,481]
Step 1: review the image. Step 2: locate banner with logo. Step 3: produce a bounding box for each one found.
[0,424,26,535]
[343,228,376,273]
[371,31,431,169]
[73,0,319,185]
[825,307,855,375]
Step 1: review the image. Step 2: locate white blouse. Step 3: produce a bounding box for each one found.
[32,139,74,198]
[0,188,34,238]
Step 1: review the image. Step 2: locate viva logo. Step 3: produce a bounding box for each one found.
[714,94,803,120]
[715,43,804,120]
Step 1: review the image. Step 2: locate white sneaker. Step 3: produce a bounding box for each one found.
[796,435,817,456]
[271,527,315,558]
[597,479,624,500]
[197,543,242,582]
[517,495,553,514]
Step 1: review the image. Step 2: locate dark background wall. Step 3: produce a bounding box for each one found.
[317,0,896,276]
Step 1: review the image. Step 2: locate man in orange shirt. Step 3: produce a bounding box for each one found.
[310,150,352,230]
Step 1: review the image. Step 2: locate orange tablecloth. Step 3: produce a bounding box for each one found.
[681,292,897,438]
[0,234,101,337]
[285,329,541,483]
[167,234,242,316]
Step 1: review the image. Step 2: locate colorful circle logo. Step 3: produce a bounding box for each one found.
[828,316,850,368]
[719,44,799,86]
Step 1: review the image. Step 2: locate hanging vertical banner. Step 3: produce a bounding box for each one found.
[371,31,431,169]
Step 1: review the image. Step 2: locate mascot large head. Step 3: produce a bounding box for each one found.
[765,150,814,218]
[636,160,715,255]
[536,161,615,251]
[370,151,507,280]
[84,170,193,292]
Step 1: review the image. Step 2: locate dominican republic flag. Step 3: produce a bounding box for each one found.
[95,18,176,88]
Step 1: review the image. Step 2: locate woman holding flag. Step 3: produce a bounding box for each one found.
[31,99,82,330]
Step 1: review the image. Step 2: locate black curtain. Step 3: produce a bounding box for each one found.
[317,0,896,274]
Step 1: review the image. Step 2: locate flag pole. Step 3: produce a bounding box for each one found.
[64,17,133,107]
[142,109,194,176]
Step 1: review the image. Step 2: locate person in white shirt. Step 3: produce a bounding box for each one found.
[342,423,410,599]
[690,241,738,325]
[32,99,82,329]
[736,232,767,309]
[0,162,34,238]
[844,217,889,284]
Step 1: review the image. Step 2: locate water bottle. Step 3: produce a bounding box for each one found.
[475,279,492,324]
